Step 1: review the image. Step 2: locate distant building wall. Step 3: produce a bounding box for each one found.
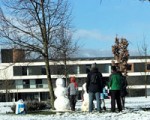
[1,49,13,63]
[13,49,25,62]
[1,49,25,63]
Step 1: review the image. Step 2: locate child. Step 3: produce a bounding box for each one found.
[100,86,109,110]
[67,76,78,111]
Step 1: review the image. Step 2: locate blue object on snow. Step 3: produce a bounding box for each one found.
[15,99,26,114]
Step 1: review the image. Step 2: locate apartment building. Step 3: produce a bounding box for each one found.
[0,49,150,102]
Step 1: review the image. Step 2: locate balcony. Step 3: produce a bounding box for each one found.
[36,84,43,88]
[23,84,30,89]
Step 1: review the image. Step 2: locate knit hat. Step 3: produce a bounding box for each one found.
[70,76,78,88]
[70,76,76,83]
[91,63,97,69]
[111,66,117,71]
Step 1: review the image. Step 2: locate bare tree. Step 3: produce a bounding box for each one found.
[140,0,150,1]
[0,69,14,102]
[0,0,73,109]
[52,25,79,86]
[137,38,149,98]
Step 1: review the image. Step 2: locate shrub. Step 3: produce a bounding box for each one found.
[11,104,16,113]
[26,101,47,112]
[11,101,47,113]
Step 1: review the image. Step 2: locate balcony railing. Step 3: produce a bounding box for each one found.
[23,84,30,89]
[16,84,45,89]
[36,84,43,88]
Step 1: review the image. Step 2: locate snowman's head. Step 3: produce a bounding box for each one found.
[56,78,65,87]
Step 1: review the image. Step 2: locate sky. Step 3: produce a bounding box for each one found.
[1,97,150,120]
[69,0,150,57]
[1,0,150,58]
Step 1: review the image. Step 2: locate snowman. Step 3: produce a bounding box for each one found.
[81,83,90,111]
[54,78,70,111]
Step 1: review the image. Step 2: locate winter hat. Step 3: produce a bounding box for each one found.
[70,76,76,83]
[91,63,97,69]
[70,76,78,88]
[111,66,117,71]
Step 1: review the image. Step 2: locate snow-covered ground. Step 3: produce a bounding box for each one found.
[1,97,150,120]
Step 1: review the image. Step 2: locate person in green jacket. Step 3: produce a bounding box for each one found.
[109,66,122,112]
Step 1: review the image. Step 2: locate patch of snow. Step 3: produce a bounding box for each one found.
[0,97,150,120]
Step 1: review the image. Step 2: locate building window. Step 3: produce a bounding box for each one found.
[127,63,134,72]
[41,66,46,75]
[50,65,64,75]
[16,80,23,89]
[69,65,80,74]
[36,79,43,88]
[22,66,27,75]
[13,66,27,76]
[134,63,150,72]
[147,63,150,71]
[28,66,42,75]
[99,64,109,73]
[134,63,145,72]
[13,66,22,76]
[85,64,91,74]
[23,80,30,88]
[57,65,65,75]
[77,64,90,74]
[0,80,15,89]
[41,92,49,101]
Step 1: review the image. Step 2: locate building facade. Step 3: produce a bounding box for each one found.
[0,56,150,102]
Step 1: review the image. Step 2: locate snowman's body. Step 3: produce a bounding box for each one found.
[81,83,90,111]
[54,78,70,111]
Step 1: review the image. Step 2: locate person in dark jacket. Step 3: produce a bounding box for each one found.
[119,72,128,109]
[68,76,78,111]
[109,66,122,112]
[86,63,103,112]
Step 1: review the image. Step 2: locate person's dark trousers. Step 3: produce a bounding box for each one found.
[69,95,76,111]
[110,90,122,112]
[121,97,125,109]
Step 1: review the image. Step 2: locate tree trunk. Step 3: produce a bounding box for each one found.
[145,71,147,98]
[44,56,55,109]
[5,89,8,102]
[64,53,68,86]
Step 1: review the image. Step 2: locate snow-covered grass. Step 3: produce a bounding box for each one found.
[1,97,150,120]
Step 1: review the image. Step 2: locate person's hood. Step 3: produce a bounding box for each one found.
[91,67,98,73]
[70,76,76,83]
